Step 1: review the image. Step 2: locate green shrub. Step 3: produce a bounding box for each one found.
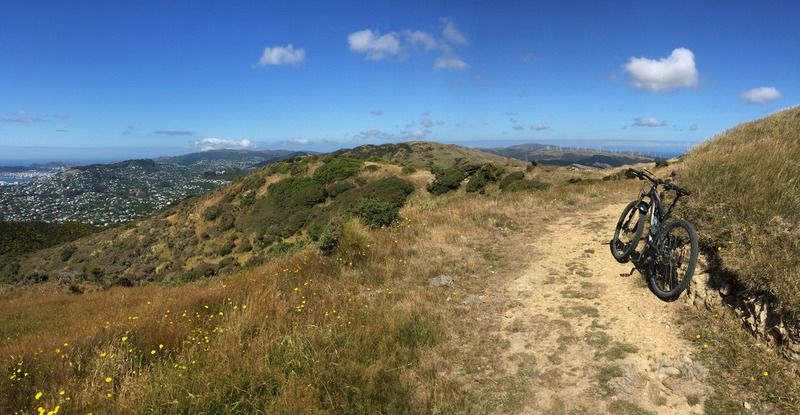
[503,179,550,192]
[465,164,504,193]
[313,158,363,184]
[203,206,220,221]
[238,177,327,239]
[364,164,380,172]
[317,219,342,256]
[400,166,417,175]
[60,244,77,261]
[499,171,525,190]
[427,167,467,195]
[218,241,235,256]
[352,198,400,228]
[655,159,670,168]
[326,182,356,198]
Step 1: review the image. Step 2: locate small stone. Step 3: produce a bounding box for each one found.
[428,274,454,287]
[744,401,752,410]
[662,366,681,377]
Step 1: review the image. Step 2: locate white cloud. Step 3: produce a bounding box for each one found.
[348,18,468,70]
[623,48,699,92]
[740,86,783,104]
[434,55,469,70]
[347,29,402,60]
[405,30,438,50]
[194,138,254,151]
[530,123,550,131]
[441,17,467,45]
[436,119,445,126]
[257,44,305,66]
[633,117,667,127]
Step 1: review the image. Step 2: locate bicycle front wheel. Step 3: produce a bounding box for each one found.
[647,220,699,301]
[610,200,645,263]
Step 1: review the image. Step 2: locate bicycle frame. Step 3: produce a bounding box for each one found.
[635,184,681,257]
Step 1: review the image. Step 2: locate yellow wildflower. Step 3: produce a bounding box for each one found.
[105,377,112,383]
[35,391,43,400]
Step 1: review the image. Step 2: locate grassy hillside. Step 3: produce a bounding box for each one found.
[0,145,532,291]
[0,143,629,413]
[680,106,800,313]
[333,141,525,170]
[0,221,99,257]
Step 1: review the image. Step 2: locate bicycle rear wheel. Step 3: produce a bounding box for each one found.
[610,200,645,263]
[647,220,699,301]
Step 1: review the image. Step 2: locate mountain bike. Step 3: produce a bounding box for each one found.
[610,168,699,301]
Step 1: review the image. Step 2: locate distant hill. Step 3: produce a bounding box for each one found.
[0,142,530,289]
[484,143,654,167]
[334,141,525,170]
[156,149,304,166]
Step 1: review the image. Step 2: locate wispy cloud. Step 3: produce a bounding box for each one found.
[194,138,254,151]
[441,17,467,45]
[1,111,44,124]
[623,48,699,92]
[256,44,306,66]
[633,117,667,127]
[740,86,782,104]
[348,30,402,60]
[154,130,194,136]
[370,109,384,116]
[348,17,469,70]
[405,30,438,50]
[530,123,550,131]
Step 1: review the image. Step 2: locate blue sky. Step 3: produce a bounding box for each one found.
[1,0,798,161]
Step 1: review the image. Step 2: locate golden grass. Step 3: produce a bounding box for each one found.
[680,106,800,312]
[0,165,639,414]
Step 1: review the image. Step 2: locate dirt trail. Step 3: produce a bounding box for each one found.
[496,202,711,414]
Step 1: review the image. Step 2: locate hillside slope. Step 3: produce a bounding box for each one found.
[680,106,800,313]
[1,144,526,290]
[334,141,526,170]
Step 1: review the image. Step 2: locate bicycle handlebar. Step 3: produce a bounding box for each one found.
[628,168,691,196]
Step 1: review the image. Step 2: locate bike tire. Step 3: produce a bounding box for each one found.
[610,200,645,263]
[647,220,699,301]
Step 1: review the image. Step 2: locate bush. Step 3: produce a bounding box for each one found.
[465,164,504,193]
[313,158,363,184]
[60,244,78,261]
[203,206,220,221]
[318,218,373,259]
[239,177,327,239]
[400,165,417,175]
[326,182,356,198]
[218,241,235,256]
[352,198,400,228]
[364,164,380,172]
[655,159,670,168]
[499,171,525,190]
[503,179,550,192]
[427,167,468,195]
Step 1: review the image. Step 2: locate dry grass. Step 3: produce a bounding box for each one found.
[0,166,634,414]
[681,306,800,415]
[680,106,800,313]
